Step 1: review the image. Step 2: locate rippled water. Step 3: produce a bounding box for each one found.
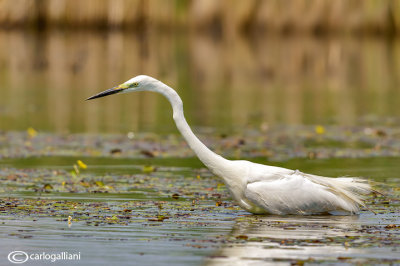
[0,156,399,265]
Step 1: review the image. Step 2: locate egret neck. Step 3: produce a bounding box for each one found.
[152,81,231,177]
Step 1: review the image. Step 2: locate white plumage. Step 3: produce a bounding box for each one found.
[87,75,371,215]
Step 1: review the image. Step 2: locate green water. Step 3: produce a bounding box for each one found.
[1,155,399,179]
[1,30,399,134]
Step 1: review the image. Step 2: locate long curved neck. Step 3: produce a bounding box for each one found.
[152,82,230,175]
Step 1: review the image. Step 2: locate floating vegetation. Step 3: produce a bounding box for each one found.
[76,160,87,170]
[142,165,156,174]
[315,125,325,135]
[1,124,400,161]
[26,127,38,139]
[0,127,399,265]
[0,166,227,201]
[0,183,398,264]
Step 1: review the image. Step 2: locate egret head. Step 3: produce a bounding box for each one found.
[86,75,157,100]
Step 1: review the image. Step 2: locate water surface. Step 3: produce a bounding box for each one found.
[1,29,399,265]
[1,30,399,133]
[0,155,399,265]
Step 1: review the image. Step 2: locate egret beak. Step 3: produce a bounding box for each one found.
[86,86,125,100]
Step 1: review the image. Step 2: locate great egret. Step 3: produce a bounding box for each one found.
[87,75,371,215]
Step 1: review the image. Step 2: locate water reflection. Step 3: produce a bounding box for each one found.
[206,214,396,265]
[0,30,399,133]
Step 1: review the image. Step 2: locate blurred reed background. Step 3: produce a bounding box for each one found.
[0,0,399,35]
[0,0,399,133]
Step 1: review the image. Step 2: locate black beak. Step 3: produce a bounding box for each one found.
[86,87,124,100]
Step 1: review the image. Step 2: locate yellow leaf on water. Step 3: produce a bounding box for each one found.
[106,215,118,220]
[79,181,90,187]
[27,127,37,138]
[95,181,105,187]
[142,165,155,173]
[43,184,53,190]
[315,125,325,135]
[77,160,87,169]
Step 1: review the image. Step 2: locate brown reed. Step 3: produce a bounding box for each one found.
[0,0,398,35]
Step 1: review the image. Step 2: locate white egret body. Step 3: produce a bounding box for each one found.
[87,75,371,215]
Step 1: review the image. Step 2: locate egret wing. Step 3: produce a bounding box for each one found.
[244,171,362,215]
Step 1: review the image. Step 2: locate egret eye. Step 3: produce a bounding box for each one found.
[132,82,139,87]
